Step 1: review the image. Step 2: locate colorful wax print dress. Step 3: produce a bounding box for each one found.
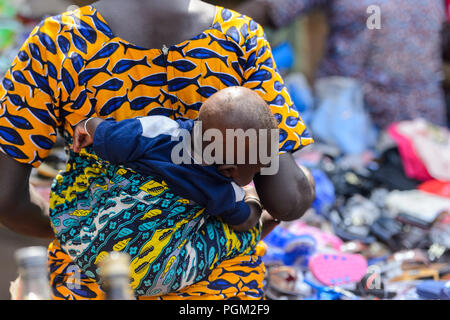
[0,6,312,299]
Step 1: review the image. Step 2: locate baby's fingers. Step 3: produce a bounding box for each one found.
[72,127,81,152]
[72,125,87,153]
[80,134,94,149]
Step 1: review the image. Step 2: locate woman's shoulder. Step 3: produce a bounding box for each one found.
[32,5,113,57]
[214,6,265,49]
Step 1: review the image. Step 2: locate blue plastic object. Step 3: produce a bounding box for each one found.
[416,281,450,300]
[272,42,295,71]
[367,255,389,266]
[311,169,335,215]
[285,73,314,113]
[263,226,317,268]
[303,278,358,300]
[264,226,296,248]
[311,77,378,155]
[283,235,316,267]
[262,245,285,265]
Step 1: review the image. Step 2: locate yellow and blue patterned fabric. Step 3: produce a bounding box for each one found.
[0,5,312,299]
[48,240,268,300]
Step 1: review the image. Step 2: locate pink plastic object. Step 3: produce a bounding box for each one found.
[308,253,368,286]
[447,0,450,22]
[387,123,432,181]
[288,221,344,252]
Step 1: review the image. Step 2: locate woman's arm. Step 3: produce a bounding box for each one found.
[0,19,67,239]
[0,152,54,238]
[254,152,315,221]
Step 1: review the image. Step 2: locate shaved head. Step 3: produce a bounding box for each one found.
[193,87,279,185]
[199,86,278,132]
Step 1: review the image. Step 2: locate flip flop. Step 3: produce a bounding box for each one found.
[303,274,359,300]
[416,280,450,300]
[263,226,317,268]
[288,221,344,252]
[283,235,317,268]
[308,253,368,286]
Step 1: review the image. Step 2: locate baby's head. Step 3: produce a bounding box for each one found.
[198,87,279,186]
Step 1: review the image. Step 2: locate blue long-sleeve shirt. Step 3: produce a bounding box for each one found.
[93,116,250,226]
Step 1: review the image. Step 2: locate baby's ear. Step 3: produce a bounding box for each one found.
[217,164,238,179]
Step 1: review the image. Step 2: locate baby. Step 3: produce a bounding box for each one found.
[72,86,279,232]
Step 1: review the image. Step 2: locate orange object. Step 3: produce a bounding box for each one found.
[390,268,440,282]
[418,180,450,198]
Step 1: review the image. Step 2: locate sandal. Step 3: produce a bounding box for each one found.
[308,253,368,286]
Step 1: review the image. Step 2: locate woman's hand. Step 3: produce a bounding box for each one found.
[243,185,282,238]
[260,210,281,239]
[72,120,93,153]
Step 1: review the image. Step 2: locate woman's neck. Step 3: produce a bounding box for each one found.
[93,0,210,19]
[91,0,217,49]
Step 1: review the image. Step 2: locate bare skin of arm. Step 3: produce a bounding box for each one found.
[254,152,316,222]
[0,152,54,239]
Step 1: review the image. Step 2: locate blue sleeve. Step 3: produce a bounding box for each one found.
[93,116,250,226]
[200,181,251,226]
[93,115,184,165]
[93,118,147,164]
[218,200,251,226]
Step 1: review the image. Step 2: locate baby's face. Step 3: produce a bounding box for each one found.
[234,164,263,186]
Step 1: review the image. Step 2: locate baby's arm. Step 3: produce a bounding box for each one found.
[206,183,262,232]
[229,200,262,232]
[91,118,154,164]
[73,117,147,164]
[73,116,178,165]
[227,186,280,235]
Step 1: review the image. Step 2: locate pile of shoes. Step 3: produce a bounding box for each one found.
[262,216,450,300]
[261,84,450,299]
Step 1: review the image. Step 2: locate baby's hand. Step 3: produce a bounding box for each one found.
[71,119,94,153]
[260,210,280,240]
[230,204,262,232]
[230,186,261,232]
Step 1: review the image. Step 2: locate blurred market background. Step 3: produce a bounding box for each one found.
[0,0,449,300]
